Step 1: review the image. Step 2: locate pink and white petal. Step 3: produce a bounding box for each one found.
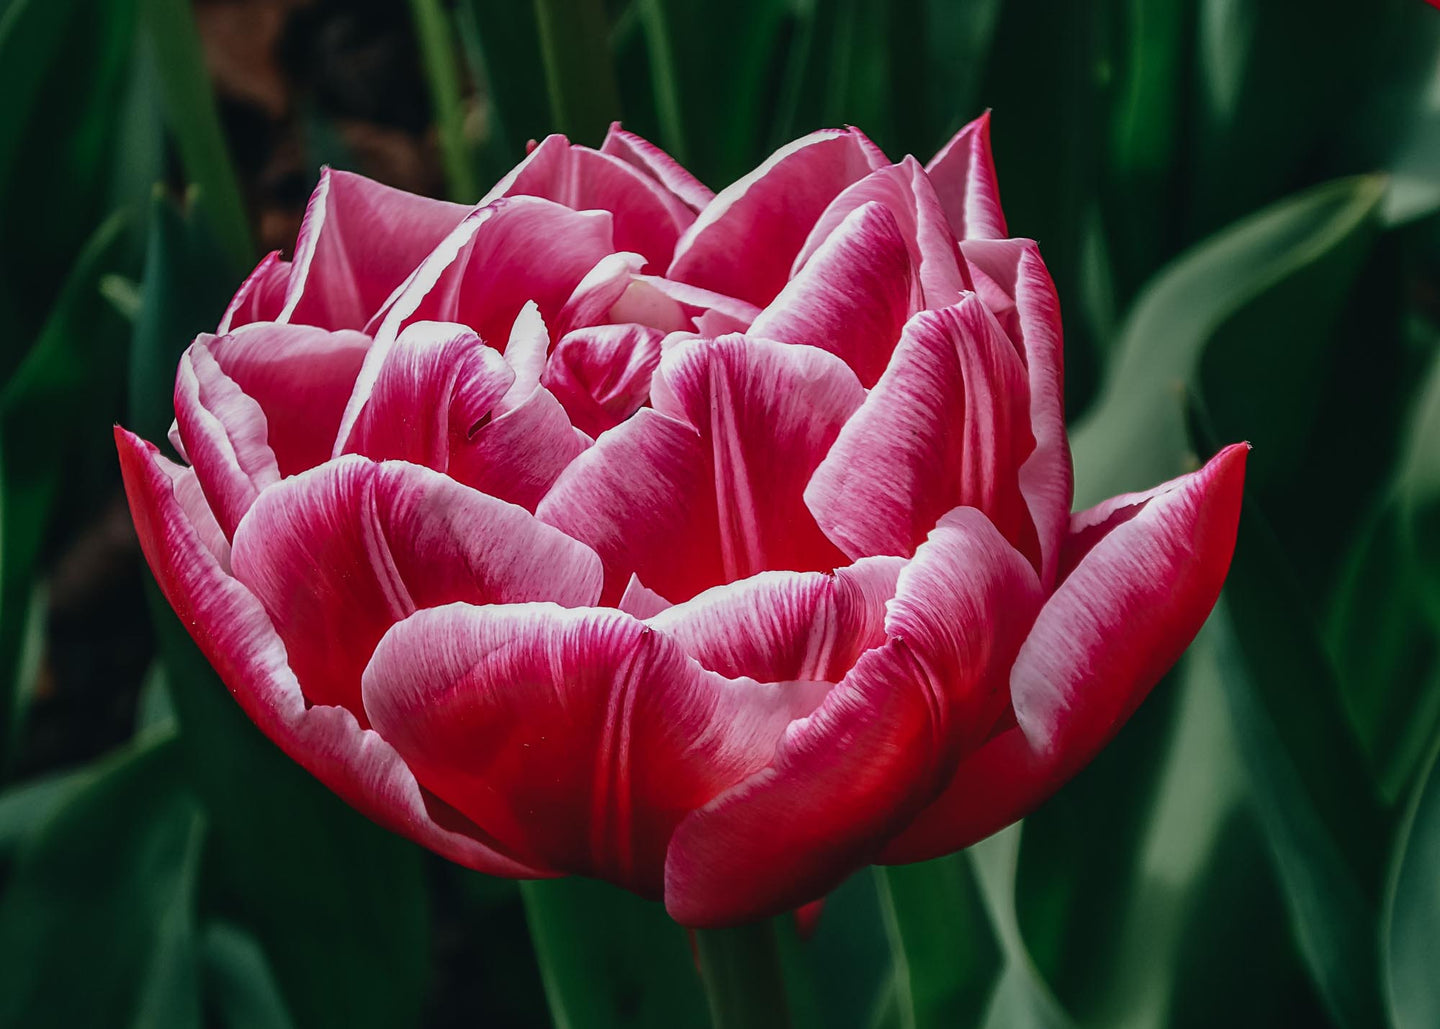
[542,324,664,437]
[162,463,231,568]
[281,168,472,331]
[489,135,693,268]
[646,557,904,683]
[609,275,759,335]
[667,129,886,307]
[555,251,647,334]
[652,335,866,587]
[217,251,290,333]
[961,238,1071,587]
[539,409,724,603]
[925,112,1007,241]
[794,158,970,310]
[362,602,825,895]
[343,321,515,472]
[750,201,918,387]
[601,122,715,213]
[502,301,550,404]
[448,386,590,511]
[229,456,603,718]
[207,323,371,476]
[617,573,673,619]
[1012,444,1248,760]
[114,427,544,878]
[172,339,281,539]
[805,299,1040,567]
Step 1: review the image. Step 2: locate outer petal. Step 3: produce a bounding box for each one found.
[749,202,918,388]
[172,339,280,539]
[541,323,665,438]
[487,134,694,269]
[362,602,826,895]
[281,168,472,330]
[805,299,1040,567]
[207,323,371,476]
[114,427,543,878]
[453,386,590,511]
[962,238,1071,587]
[218,251,290,333]
[663,508,1039,925]
[667,129,885,307]
[924,112,1007,241]
[879,444,1249,864]
[600,122,715,213]
[646,556,905,683]
[793,157,970,310]
[228,456,603,719]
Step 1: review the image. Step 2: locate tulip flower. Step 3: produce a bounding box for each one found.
[116,116,1245,927]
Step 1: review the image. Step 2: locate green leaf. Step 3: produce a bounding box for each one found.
[1070,174,1386,507]
[1383,725,1440,1029]
[202,922,298,1029]
[534,0,624,146]
[408,0,481,201]
[0,765,90,859]
[874,854,1001,1029]
[0,736,206,1029]
[455,0,552,172]
[519,877,709,1028]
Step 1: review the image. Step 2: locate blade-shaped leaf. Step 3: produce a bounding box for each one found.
[1384,726,1440,1029]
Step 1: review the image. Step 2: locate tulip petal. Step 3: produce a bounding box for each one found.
[281,168,472,330]
[542,323,665,437]
[206,323,372,476]
[229,456,603,719]
[805,299,1040,567]
[749,202,918,387]
[608,275,759,335]
[452,385,590,511]
[600,123,715,213]
[555,251,648,334]
[668,129,886,306]
[794,158,969,310]
[646,556,904,683]
[172,339,281,539]
[217,251,289,333]
[114,427,544,878]
[962,238,1071,587]
[488,134,694,268]
[362,602,826,895]
[617,573,672,618]
[925,112,1007,241]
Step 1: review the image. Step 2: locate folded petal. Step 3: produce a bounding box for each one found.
[281,168,472,331]
[600,123,715,213]
[749,202,918,387]
[488,134,694,269]
[362,602,825,895]
[668,129,886,307]
[962,238,1071,587]
[217,251,290,333]
[554,251,647,334]
[172,338,281,539]
[452,385,590,511]
[608,275,759,335]
[805,299,1039,567]
[793,158,969,310]
[541,323,665,437]
[114,427,543,878]
[206,322,371,476]
[646,556,904,683]
[228,456,603,719]
[925,112,1007,241]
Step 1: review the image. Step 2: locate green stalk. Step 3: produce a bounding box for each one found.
[636,0,687,163]
[532,0,622,145]
[408,0,480,202]
[694,922,791,1029]
[874,856,1001,1029]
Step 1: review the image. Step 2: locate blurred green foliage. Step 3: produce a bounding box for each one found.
[3,0,1440,1025]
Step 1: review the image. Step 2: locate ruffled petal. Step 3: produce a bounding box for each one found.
[541,323,665,437]
[805,299,1039,567]
[207,322,371,476]
[281,168,472,331]
[793,157,969,310]
[217,251,290,333]
[962,238,1071,587]
[228,456,603,719]
[646,557,904,683]
[600,122,715,213]
[749,202,918,388]
[172,338,280,539]
[362,602,826,895]
[924,112,1007,241]
[667,129,886,306]
[114,427,543,878]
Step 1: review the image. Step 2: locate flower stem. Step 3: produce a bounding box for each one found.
[532,0,623,145]
[694,921,791,1029]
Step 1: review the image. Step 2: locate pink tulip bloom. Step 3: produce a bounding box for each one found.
[117,116,1246,926]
